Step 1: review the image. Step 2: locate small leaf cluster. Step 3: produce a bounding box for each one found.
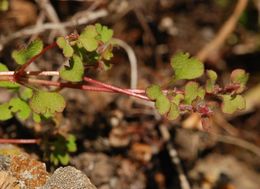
[0,64,65,121]
[146,52,248,120]
[57,23,114,82]
[49,134,77,166]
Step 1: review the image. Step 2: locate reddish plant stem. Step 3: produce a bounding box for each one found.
[21,77,150,100]
[84,76,149,100]
[0,139,40,144]
[15,42,58,78]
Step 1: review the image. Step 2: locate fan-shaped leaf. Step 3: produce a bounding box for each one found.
[230,69,249,93]
[60,55,84,82]
[221,94,245,114]
[9,98,31,120]
[79,25,98,52]
[184,81,200,104]
[95,23,113,43]
[66,135,77,152]
[172,94,184,105]
[167,103,179,120]
[19,87,33,100]
[146,84,163,100]
[155,95,170,115]
[206,70,217,93]
[12,39,43,65]
[33,113,41,123]
[0,63,19,88]
[171,52,204,80]
[56,37,74,58]
[0,103,12,121]
[29,91,66,117]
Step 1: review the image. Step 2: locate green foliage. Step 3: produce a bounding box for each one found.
[206,70,217,93]
[171,94,184,105]
[0,103,12,121]
[0,63,20,88]
[60,55,84,82]
[146,84,171,115]
[230,69,249,93]
[9,98,31,121]
[167,103,179,120]
[146,84,163,100]
[221,94,246,114]
[19,87,33,101]
[147,52,248,119]
[32,112,41,123]
[50,134,77,166]
[79,25,99,52]
[56,37,74,58]
[95,23,114,43]
[29,90,66,117]
[0,0,8,11]
[12,39,43,65]
[66,134,77,152]
[184,81,205,104]
[155,95,170,115]
[171,52,204,80]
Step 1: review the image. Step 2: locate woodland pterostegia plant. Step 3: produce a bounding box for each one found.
[0,23,248,164]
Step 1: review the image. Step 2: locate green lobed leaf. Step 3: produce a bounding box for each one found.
[171,52,204,80]
[57,153,70,165]
[66,134,77,152]
[56,37,74,58]
[32,112,41,123]
[9,98,31,121]
[171,94,184,105]
[0,63,20,88]
[19,87,33,101]
[12,39,43,65]
[221,94,245,114]
[60,55,84,82]
[50,153,59,166]
[95,23,113,43]
[155,95,170,115]
[184,81,200,104]
[29,90,66,117]
[79,25,98,52]
[0,103,12,121]
[146,84,163,100]
[206,70,217,93]
[230,69,249,93]
[167,103,179,120]
[198,87,205,99]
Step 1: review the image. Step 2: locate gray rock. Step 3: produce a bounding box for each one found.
[42,166,97,189]
[0,155,11,171]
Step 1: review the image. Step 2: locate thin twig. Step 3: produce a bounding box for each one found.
[211,133,260,157]
[0,9,108,51]
[196,0,248,61]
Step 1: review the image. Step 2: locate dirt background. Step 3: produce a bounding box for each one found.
[0,0,260,189]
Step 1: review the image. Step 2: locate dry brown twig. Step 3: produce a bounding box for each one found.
[196,0,248,61]
[0,9,108,51]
